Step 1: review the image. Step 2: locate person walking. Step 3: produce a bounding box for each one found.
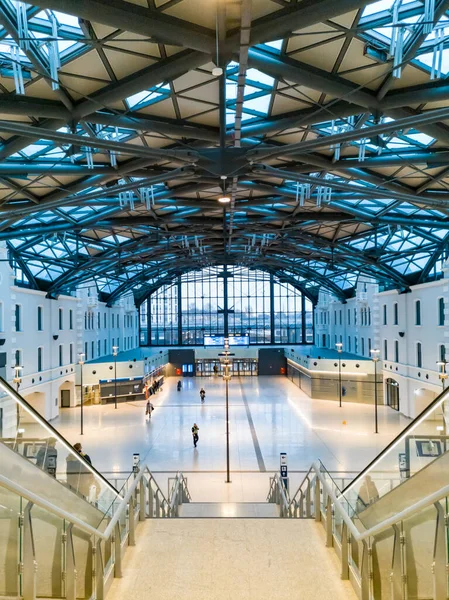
[200,387,205,403]
[146,399,154,419]
[192,423,199,448]
[177,380,182,391]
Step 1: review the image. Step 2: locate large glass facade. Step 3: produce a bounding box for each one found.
[140,266,313,346]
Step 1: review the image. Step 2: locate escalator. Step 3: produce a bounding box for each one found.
[0,375,122,599]
[296,385,449,600]
[0,375,184,600]
[339,383,449,521]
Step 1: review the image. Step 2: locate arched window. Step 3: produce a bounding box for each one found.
[146,266,312,346]
[438,297,445,326]
[394,340,399,363]
[415,300,421,326]
[393,302,398,325]
[416,342,422,368]
[37,347,43,372]
[384,339,388,360]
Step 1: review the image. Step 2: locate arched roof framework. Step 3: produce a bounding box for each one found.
[2,0,449,302]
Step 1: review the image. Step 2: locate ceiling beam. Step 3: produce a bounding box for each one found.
[21,0,216,53]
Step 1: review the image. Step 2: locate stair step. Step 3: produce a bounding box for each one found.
[179,502,280,518]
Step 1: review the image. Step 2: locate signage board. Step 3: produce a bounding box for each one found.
[229,335,250,346]
[204,335,225,346]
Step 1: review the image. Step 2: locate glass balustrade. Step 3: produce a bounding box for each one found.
[0,376,121,516]
[338,385,449,526]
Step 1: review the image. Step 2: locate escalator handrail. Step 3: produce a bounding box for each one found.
[0,472,99,537]
[309,461,449,542]
[0,374,119,497]
[340,383,449,496]
[0,459,155,541]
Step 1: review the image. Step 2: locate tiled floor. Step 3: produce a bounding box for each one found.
[106,518,357,600]
[54,376,411,501]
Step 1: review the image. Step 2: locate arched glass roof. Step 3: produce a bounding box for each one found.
[2,0,449,303]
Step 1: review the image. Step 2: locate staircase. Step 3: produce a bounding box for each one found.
[178,502,280,517]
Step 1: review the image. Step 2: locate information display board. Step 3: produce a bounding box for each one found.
[229,335,250,346]
[204,335,225,346]
[204,334,250,346]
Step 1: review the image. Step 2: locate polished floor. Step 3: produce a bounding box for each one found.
[107,518,357,600]
[55,376,410,500]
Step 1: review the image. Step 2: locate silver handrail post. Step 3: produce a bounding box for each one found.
[128,497,136,546]
[139,481,146,521]
[22,502,36,600]
[325,495,333,548]
[360,540,371,600]
[155,491,160,517]
[315,478,321,523]
[65,523,77,600]
[433,501,447,600]
[93,538,104,600]
[305,480,312,518]
[114,522,122,578]
[148,479,154,518]
[340,522,349,581]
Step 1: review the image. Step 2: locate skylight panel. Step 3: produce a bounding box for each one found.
[264,39,283,50]
[243,95,271,114]
[362,0,396,17]
[387,136,414,149]
[52,10,81,29]
[416,48,449,76]
[226,82,237,100]
[18,143,47,157]
[362,1,417,18]
[405,131,436,146]
[126,89,164,110]
[245,69,275,87]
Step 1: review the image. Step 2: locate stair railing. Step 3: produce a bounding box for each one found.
[0,461,181,600]
[267,473,291,517]
[168,472,191,517]
[292,461,449,600]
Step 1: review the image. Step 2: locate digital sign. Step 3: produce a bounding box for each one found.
[204,335,225,346]
[229,335,250,346]
[203,335,250,346]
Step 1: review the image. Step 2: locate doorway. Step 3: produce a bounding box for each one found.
[386,378,400,411]
[61,389,70,408]
[195,359,257,376]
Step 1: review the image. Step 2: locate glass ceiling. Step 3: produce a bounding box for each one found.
[1,0,449,303]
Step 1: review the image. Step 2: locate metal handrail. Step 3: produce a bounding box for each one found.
[308,460,449,542]
[144,466,168,503]
[0,460,167,540]
[0,473,99,538]
[168,472,190,516]
[267,473,291,517]
[0,375,119,496]
[340,383,449,496]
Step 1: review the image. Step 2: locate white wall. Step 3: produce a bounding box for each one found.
[314,272,449,418]
[0,245,139,423]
